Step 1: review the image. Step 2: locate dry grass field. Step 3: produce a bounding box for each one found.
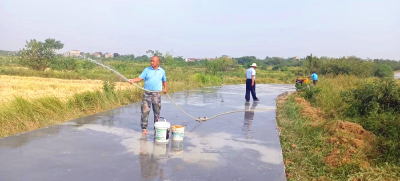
[0,74,201,137]
[0,75,132,104]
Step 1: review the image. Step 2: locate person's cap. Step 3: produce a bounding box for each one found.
[250,63,258,67]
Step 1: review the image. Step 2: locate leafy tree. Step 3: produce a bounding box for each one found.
[374,59,400,71]
[84,53,93,58]
[146,50,162,57]
[174,56,185,62]
[19,38,64,70]
[146,50,155,56]
[154,50,162,57]
[205,56,238,75]
[236,56,258,65]
[163,53,175,66]
[113,53,120,58]
[315,56,375,77]
[135,55,149,62]
[44,39,63,50]
[115,54,135,61]
[265,57,285,65]
[375,64,393,78]
[205,59,223,75]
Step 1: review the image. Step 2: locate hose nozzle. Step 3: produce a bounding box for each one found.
[196,117,208,122]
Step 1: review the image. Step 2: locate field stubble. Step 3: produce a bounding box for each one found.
[0,75,132,103]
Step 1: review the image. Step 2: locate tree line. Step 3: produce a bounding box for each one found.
[7,38,400,79]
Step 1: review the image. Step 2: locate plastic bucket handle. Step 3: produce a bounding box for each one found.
[158,117,167,122]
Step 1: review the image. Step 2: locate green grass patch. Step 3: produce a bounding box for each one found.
[278,77,400,180]
[277,95,334,180]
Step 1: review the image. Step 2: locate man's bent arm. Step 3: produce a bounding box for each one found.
[162,81,168,93]
[129,77,143,84]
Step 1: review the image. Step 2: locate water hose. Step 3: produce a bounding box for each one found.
[81,56,276,122]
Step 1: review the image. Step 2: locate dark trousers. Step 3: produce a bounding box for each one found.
[313,80,318,86]
[245,79,258,101]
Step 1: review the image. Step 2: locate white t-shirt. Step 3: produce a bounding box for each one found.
[246,67,256,79]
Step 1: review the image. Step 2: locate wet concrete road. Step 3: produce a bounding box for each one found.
[0,84,294,181]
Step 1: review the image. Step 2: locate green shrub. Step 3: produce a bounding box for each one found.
[50,57,77,70]
[307,56,375,77]
[192,73,223,86]
[75,60,96,71]
[103,80,116,94]
[296,84,321,101]
[341,79,400,165]
[342,79,400,117]
[69,91,108,111]
[374,64,393,78]
[205,56,238,75]
[304,86,321,101]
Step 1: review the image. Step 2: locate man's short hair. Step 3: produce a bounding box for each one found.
[151,56,160,61]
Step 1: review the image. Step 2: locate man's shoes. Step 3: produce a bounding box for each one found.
[254,99,260,101]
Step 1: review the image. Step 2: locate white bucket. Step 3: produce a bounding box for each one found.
[154,117,170,143]
[171,125,185,141]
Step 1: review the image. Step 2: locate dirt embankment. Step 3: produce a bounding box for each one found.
[293,97,375,168]
[294,97,326,127]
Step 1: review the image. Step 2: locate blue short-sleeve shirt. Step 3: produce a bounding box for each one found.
[311,73,318,81]
[139,66,167,91]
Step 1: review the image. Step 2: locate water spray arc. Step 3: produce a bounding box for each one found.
[81,56,276,122]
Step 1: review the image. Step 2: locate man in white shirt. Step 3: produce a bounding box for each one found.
[245,63,260,102]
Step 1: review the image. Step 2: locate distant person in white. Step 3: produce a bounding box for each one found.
[245,63,259,102]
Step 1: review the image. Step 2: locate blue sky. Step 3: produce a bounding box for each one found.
[0,0,399,59]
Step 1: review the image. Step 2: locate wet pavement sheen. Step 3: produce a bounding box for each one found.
[0,84,294,181]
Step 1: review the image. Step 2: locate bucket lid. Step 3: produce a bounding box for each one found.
[155,121,170,128]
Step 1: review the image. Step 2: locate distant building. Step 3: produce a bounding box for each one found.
[63,50,81,57]
[185,58,216,62]
[104,53,114,58]
[93,52,101,58]
[294,56,301,61]
[69,50,80,56]
[185,58,197,62]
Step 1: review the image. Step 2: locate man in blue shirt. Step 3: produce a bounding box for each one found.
[245,63,259,102]
[311,71,318,85]
[129,56,168,136]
